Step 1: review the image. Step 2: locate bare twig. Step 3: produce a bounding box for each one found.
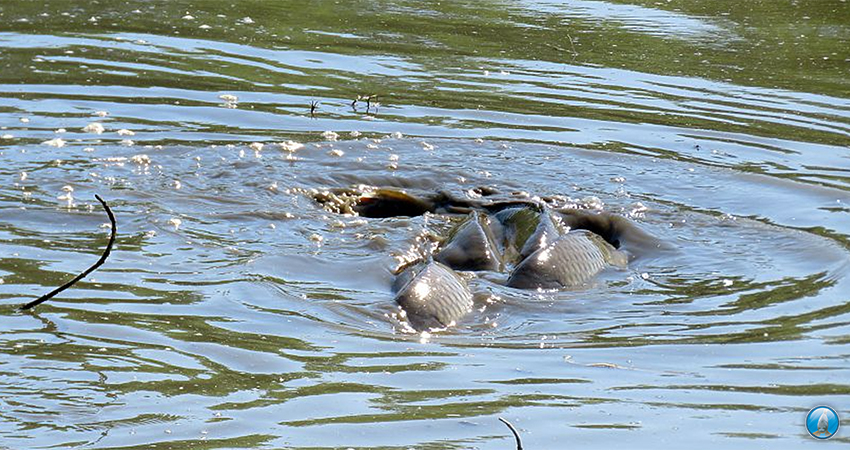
[20,195,117,311]
[499,417,524,450]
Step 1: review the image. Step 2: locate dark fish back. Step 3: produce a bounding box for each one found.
[435,212,503,271]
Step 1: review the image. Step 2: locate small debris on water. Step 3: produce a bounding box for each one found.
[239,16,255,24]
[329,149,345,157]
[321,131,339,141]
[82,122,105,134]
[168,218,182,230]
[421,141,435,151]
[588,362,623,369]
[20,172,27,181]
[94,111,109,117]
[182,14,195,20]
[55,128,67,133]
[120,139,135,146]
[42,138,66,147]
[1,134,13,139]
[20,117,30,123]
[349,131,362,137]
[219,94,238,103]
[249,142,264,152]
[117,129,135,136]
[57,185,74,206]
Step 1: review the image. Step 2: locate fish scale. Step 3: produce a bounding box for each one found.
[393,260,474,330]
[507,230,624,289]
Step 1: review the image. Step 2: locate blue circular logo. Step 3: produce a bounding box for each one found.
[807,406,839,440]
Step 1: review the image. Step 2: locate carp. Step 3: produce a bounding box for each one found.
[314,187,653,330]
[392,259,474,330]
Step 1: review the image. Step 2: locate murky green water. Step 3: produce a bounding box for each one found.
[1,1,849,448]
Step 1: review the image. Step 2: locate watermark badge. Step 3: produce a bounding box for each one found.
[807,406,839,440]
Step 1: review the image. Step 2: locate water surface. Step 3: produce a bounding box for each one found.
[1,1,849,449]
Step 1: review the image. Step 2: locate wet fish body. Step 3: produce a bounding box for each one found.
[506,230,627,289]
[392,260,474,330]
[435,212,502,271]
[493,206,563,262]
[314,187,651,330]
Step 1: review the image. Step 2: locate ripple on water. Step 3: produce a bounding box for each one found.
[1,8,849,446]
[2,135,850,448]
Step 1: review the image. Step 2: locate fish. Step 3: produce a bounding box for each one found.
[818,412,829,432]
[392,259,474,330]
[492,206,563,263]
[435,211,503,271]
[506,230,628,289]
[313,187,436,217]
[312,186,657,329]
[556,208,669,257]
[313,187,476,217]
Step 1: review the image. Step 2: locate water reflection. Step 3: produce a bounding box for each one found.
[1,0,849,448]
[517,0,732,42]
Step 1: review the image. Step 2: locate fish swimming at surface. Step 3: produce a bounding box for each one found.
[391,258,474,330]
[313,186,659,331]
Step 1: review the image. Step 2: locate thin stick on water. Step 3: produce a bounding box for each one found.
[20,195,117,311]
[499,417,524,450]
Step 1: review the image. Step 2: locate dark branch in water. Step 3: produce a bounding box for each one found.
[20,195,117,311]
[310,100,319,118]
[499,417,524,450]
